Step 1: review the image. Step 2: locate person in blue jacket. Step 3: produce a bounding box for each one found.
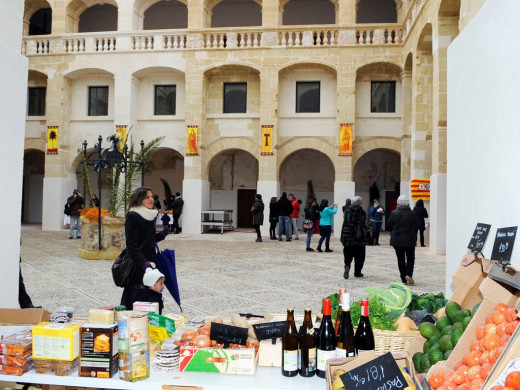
[369,199,385,245]
[317,199,338,252]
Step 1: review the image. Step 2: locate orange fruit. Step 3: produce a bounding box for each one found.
[483,333,500,350]
[497,322,508,336]
[496,344,506,359]
[486,313,494,324]
[470,339,481,352]
[505,307,517,322]
[492,310,506,324]
[476,324,486,340]
[454,362,467,372]
[484,323,497,335]
[505,371,520,389]
[479,350,490,365]
[464,351,482,367]
[457,384,470,390]
[470,378,485,389]
[467,365,482,382]
[489,348,498,364]
[480,362,493,380]
[429,373,447,389]
[495,303,509,312]
[452,371,466,385]
[499,334,511,346]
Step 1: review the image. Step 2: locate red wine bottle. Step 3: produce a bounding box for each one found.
[281,307,298,377]
[316,298,336,378]
[354,299,375,354]
[298,308,316,377]
[336,291,355,358]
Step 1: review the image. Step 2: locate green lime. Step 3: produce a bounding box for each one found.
[420,354,432,373]
[452,322,464,332]
[441,325,454,336]
[439,334,453,352]
[420,322,441,339]
[444,349,452,360]
[429,348,445,365]
[445,301,462,320]
[451,310,467,324]
[413,352,424,372]
[423,339,431,353]
[451,329,464,346]
[462,316,472,329]
[436,316,452,330]
[462,309,472,318]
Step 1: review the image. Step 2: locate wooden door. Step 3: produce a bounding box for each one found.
[237,189,257,228]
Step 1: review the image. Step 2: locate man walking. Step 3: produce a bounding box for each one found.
[172,192,184,234]
[276,192,293,241]
[67,189,84,239]
[340,196,367,279]
[369,199,384,245]
[288,193,300,240]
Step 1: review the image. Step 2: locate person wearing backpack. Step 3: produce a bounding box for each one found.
[340,196,367,279]
[67,189,84,239]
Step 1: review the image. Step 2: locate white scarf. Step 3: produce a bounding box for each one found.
[129,206,158,221]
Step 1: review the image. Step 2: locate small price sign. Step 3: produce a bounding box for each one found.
[340,352,407,390]
[252,321,286,341]
[210,323,248,347]
[467,223,491,253]
[490,226,518,263]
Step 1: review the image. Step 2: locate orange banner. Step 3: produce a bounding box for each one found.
[186,126,198,155]
[339,123,352,156]
[411,178,430,200]
[115,125,127,151]
[261,125,273,155]
[47,126,58,154]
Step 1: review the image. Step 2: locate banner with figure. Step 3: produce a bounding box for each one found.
[115,125,127,150]
[411,178,430,200]
[261,125,273,155]
[186,125,198,155]
[339,123,353,156]
[47,126,58,154]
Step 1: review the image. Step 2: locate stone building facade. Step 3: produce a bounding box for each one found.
[21,0,486,254]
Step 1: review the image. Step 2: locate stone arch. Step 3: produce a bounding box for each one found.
[66,0,118,32]
[352,138,401,168]
[281,0,337,25]
[64,67,115,80]
[209,0,262,27]
[203,63,261,77]
[134,0,188,30]
[438,0,460,17]
[356,61,402,77]
[146,147,185,203]
[25,0,53,35]
[203,138,260,180]
[278,61,337,75]
[277,138,336,173]
[356,0,400,23]
[417,22,433,51]
[404,52,413,72]
[132,66,185,79]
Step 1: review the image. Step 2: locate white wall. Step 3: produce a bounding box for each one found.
[0,0,27,307]
[447,0,520,295]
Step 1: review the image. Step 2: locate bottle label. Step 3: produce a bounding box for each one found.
[283,350,298,371]
[361,305,369,317]
[357,349,375,354]
[347,351,355,357]
[336,348,346,358]
[308,347,317,370]
[317,349,336,371]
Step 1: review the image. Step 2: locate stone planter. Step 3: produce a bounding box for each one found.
[77,216,125,260]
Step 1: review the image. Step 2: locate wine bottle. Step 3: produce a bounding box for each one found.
[316,298,336,378]
[334,288,347,336]
[354,299,375,354]
[281,307,298,377]
[299,308,316,377]
[336,291,355,358]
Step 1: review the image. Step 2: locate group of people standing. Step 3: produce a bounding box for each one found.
[160,192,184,234]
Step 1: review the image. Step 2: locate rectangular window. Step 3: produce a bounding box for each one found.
[296,81,320,113]
[27,87,46,116]
[154,85,176,115]
[88,86,109,116]
[371,81,396,113]
[223,82,247,113]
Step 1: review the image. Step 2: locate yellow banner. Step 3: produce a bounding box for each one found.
[115,125,127,151]
[47,126,58,154]
[411,178,430,200]
[339,123,353,156]
[187,126,198,155]
[261,125,273,155]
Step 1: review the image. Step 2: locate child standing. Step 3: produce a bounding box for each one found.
[132,268,165,314]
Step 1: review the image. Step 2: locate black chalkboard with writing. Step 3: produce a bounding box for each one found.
[252,321,286,341]
[210,323,248,346]
[490,226,518,263]
[467,223,491,253]
[340,352,407,390]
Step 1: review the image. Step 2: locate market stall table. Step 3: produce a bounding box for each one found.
[0,366,324,390]
[201,210,233,234]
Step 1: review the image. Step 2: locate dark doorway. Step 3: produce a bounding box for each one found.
[237,189,256,228]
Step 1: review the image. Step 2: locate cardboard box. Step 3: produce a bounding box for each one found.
[427,277,520,379]
[0,308,51,325]
[179,346,257,375]
[326,352,416,390]
[32,322,81,361]
[450,255,492,312]
[80,324,118,378]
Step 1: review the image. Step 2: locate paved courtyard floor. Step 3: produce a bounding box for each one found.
[20,224,446,319]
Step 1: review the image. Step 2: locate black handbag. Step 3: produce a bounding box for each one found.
[111,249,136,288]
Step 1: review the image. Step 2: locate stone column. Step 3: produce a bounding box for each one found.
[117,0,133,31]
[333,181,355,236]
[187,0,208,29]
[262,0,282,27]
[49,0,68,34]
[337,0,356,25]
[114,72,138,127]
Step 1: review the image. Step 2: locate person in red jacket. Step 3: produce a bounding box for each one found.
[288,193,301,240]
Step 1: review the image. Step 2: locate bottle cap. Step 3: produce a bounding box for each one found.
[323,298,331,315]
[304,307,311,311]
[287,307,294,312]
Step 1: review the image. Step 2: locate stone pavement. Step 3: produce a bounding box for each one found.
[20,225,446,319]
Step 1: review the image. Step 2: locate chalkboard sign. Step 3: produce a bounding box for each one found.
[252,321,286,341]
[210,323,248,347]
[340,352,407,390]
[467,223,491,253]
[490,226,518,263]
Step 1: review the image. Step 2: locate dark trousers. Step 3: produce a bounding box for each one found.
[120,266,144,310]
[317,225,332,249]
[269,220,277,238]
[254,224,261,238]
[370,221,382,244]
[416,228,425,246]
[343,245,366,276]
[19,265,34,308]
[173,214,181,233]
[393,246,415,282]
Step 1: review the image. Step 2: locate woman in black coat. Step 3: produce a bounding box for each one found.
[387,195,418,285]
[268,197,278,240]
[121,187,169,310]
[251,194,265,242]
[413,199,429,247]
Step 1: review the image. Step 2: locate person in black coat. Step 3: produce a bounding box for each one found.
[251,194,265,242]
[171,192,184,234]
[413,199,429,247]
[268,197,278,240]
[340,196,367,279]
[387,195,418,285]
[121,187,169,310]
[276,192,293,241]
[133,268,165,314]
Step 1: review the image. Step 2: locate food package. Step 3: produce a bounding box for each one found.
[0,361,34,375]
[80,324,118,378]
[117,311,150,382]
[88,309,114,324]
[133,302,159,314]
[0,330,32,356]
[32,322,81,361]
[0,352,32,367]
[34,358,78,376]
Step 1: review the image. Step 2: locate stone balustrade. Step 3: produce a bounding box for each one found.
[22,24,406,56]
